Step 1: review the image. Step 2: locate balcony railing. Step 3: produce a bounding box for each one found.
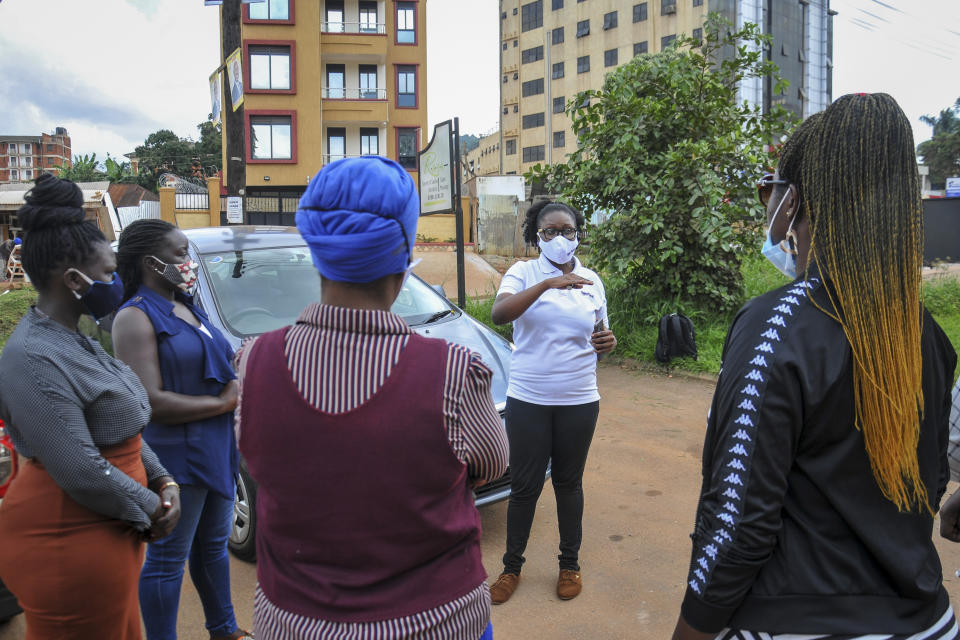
[322,87,387,100]
[323,153,365,165]
[321,21,386,35]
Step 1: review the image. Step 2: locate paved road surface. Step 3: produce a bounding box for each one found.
[5,365,960,639]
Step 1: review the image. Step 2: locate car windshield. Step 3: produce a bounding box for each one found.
[201,246,456,337]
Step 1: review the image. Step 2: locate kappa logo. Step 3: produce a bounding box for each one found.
[734,414,754,427]
[779,295,800,305]
[689,580,702,594]
[697,556,709,569]
[728,443,747,456]
[767,315,787,327]
[723,472,743,486]
[716,528,733,542]
[695,568,707,581]
[773,304,793,316]
[755,342,774,354]
[744,369,764,382]
[749,355,769,367]
[722,487,741,500]
[741,384,760,397]
[732,429,751,441]
[718,512,735,525]
[721,503,738,514]
[726,458,746,471]
[704,544,719,559]
[760,328,781,342]
[737,398,757,411]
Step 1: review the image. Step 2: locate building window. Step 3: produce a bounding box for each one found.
[604,48,618,67]
[513,105,518,112]
[504,107,509,114]
[396,2,416,43]
[522,45,544,64]
[521,77,544,96]
[603,11,618,30]
[359,64,378,99]
[46,144,54,152]
[552,0,563,9]
[23,170,33,180]
[576,19,589,37]
[503,42,508,50]
[661,0,676,15]
[249,45,292,91]
[325,63,345,98]
[397,128,418,169]
[692,27,702,44]
[693,0,703,5]
[634,41,648,56]
[521,0,543,32]
[513,7,518,14]
[48,157,55,165]
[327,127,346,162]
[661,34,676,50]
[522,145,545,162]
[553,96,565,113]
[514,40,518,47]
[23,144,31,154]
[553,131,565,148]
[8,157,17,167]
[249,0,290,21]
[552,62,564,79]
[250,115,293,160]
[503,75,508,84]
[325,0,344,31]
[8,170,17,181]
[359,1,378,32]
[552,26,564,44]
[506,139,517,155]
[360,127,379,155]
[633,2,648,21]
[577,55,589,73]
[522,112,545,129]
[396,65,417,107]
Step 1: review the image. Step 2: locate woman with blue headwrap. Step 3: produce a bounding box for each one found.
[235,157,508,640]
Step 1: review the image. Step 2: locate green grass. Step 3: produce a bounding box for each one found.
[461,256,960,379]
[0,287,37,350]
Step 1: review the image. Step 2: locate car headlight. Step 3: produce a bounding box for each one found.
[0,443,12,487]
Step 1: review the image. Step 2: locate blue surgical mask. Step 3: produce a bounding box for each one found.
[761,192,798,280]
[68,269,125,321]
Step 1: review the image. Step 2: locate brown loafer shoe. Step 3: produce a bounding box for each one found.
[557,569,582,600]
[490,572,520,605]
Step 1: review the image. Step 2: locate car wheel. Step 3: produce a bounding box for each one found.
[228,459,257,562]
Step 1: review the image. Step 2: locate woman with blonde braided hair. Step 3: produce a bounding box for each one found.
[673,93,958,640]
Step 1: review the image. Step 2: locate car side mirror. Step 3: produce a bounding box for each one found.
[431,284,447,298]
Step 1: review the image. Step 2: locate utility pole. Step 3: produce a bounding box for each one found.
[221,0,245,222]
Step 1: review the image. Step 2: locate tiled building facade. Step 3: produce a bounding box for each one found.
[0,128,72,184]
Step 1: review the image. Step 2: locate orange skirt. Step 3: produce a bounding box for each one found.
[0,435,148,640]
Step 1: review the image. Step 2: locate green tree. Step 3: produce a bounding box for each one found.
[133,129,195,188]
[917,97,960,190]
[57,153,106,182]
[103,156,135,183]
[195,120,223,173]
[528,13,796,312]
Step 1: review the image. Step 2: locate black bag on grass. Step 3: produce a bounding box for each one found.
[654,313,698,364]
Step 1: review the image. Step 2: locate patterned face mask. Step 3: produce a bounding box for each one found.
[149,256,200,293]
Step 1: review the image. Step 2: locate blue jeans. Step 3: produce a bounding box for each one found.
[140,484,239,640]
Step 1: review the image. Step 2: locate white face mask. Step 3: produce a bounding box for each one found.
[539,235,579,265]
[761,191,798,279]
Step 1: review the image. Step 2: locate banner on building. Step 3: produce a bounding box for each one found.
[225,48,244,112]
[418,121,455,215]
[209,70,223,125]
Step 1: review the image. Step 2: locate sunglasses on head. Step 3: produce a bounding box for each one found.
[757,174,790,207]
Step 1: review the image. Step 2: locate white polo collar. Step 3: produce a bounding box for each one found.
[537,253,581,275]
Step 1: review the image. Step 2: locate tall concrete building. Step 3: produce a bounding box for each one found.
[225,0,428,218]
[0,128,72,184]
[495,0,833,177]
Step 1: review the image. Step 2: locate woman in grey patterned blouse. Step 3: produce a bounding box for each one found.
[0,174,181,640]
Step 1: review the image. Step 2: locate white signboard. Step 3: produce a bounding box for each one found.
[946,176,960,198]
[226,197,243,223]
[418,121,454,215]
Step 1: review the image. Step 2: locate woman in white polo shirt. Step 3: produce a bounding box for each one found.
[488,200,617,605]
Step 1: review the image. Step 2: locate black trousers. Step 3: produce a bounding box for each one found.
[502,397,600,574]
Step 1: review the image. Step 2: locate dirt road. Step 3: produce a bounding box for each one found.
[5,365,960,639]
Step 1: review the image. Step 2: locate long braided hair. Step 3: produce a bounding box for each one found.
[784,93,927,512]
[116,219,177,302]
[17,173,106,289]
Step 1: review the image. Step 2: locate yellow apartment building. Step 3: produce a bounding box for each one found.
[464,130,502,179]
[224,0,428,220]
[499,0,707,177]
[496,0,834,177]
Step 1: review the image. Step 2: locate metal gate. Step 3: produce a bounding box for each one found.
[476,194,528,257]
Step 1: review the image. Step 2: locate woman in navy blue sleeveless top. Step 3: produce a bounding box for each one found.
[113,220,250,640]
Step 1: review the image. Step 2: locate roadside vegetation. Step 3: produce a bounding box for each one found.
[0,287,37,350]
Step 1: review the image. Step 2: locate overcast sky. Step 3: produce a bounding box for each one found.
[0,0,957,166]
